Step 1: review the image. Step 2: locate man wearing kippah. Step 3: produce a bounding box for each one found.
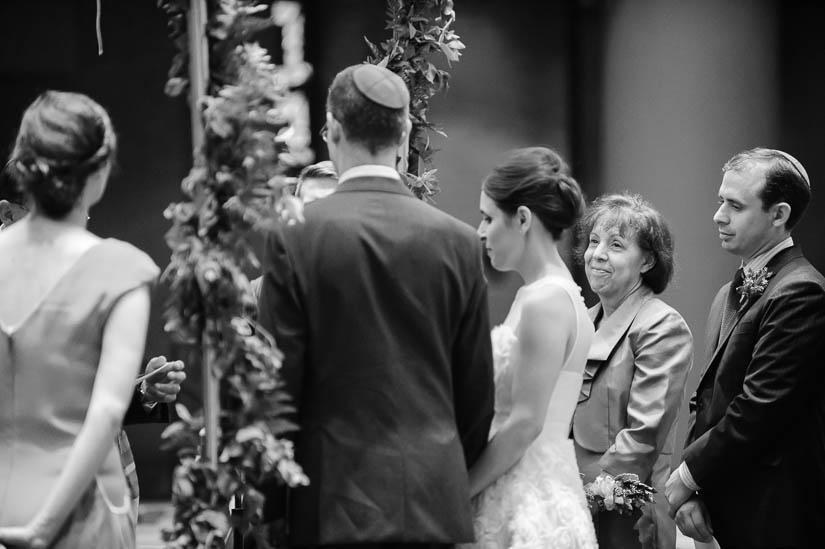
[258,64,495,548]
[666,148,825,548]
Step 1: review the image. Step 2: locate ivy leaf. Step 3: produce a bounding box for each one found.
[438,42,460,63]
[165,76,189,97]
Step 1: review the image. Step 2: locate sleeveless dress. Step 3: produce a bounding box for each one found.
[463,276,598,549]
[0,238,158,549]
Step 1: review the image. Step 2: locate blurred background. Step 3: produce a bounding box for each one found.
[1,0,823,500]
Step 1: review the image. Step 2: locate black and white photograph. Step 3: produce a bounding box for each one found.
[1,1,824,548]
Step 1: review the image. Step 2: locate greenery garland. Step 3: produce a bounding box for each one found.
[365,0,464,202]
[157,1,310,547]
[155,0,461,546]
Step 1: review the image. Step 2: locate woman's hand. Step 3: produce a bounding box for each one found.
[0,525,49,548]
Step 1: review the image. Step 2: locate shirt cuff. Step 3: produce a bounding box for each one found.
[139,381,158,412]
[678,461,700,491]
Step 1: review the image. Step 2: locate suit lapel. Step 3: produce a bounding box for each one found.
[698,246,803,387]
[704,286,726,363]
[580,286,653,402]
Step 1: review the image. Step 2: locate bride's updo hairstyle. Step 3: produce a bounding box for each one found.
[9,91,117,219]
[482,146,585,240]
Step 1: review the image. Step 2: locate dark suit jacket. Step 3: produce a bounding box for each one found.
[684,246,825,548]
[124,388,170,425]
[258,175,495,546]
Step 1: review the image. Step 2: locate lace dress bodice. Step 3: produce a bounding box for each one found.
[463,275,597,549]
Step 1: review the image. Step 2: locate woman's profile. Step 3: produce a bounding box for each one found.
[463,146,597,548]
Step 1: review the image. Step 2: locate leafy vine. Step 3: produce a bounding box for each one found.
[153,0,461,546]
[157,1,310,547]
[365,0,464,201]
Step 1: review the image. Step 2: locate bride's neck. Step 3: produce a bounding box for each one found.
[518,239,568,285]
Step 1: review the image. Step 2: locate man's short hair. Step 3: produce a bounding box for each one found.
[295,160,338,200]
[326,65,408,154]
[298,160,337,183]
[723,147,811,230]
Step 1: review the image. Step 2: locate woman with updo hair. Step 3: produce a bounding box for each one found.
[0,91,157,549]
[462,147,597,548]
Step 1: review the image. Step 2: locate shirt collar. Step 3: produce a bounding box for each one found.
[743,236,794,273]
[338,165,401,185]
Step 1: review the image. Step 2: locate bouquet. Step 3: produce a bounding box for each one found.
[583,473,655,515]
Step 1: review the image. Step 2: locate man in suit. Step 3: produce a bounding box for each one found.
[666,148,825,548]
[258,64,495,548]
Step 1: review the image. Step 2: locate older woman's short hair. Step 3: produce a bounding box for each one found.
[578,193,675,294]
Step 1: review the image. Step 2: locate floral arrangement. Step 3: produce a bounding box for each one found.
[157,1,311,547]
[364,0,464,202]
[584,473,655,515]
[736,267,772,305]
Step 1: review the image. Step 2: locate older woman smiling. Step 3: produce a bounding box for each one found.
[572,193,694,549]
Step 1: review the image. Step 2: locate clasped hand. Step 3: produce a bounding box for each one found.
[665,468,714,542]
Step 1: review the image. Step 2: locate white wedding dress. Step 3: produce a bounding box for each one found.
[463,276,597,549]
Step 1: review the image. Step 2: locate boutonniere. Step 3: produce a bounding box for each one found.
[736,267,772,305]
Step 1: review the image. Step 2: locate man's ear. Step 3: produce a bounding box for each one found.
[401,115,412,141]
[0,200,15,226]
[326,112,342,144]
[772,202,791,228]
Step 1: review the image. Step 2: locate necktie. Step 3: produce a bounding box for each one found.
[720,267,745,337]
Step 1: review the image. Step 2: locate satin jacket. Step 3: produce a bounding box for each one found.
[573,285,693,481]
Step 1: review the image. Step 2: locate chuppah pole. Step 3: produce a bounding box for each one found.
[186,0,219,467]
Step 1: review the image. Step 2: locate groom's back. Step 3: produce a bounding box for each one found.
[259,176,494,545]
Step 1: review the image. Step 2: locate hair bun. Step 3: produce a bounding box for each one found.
[555,173,585,227]
[10,91,116,219]
[482,146,585,240]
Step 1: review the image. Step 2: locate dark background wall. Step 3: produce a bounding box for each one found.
[1,0,191,499]
[2,0,824,498]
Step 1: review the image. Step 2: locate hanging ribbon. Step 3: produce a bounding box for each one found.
[96,0,103,55]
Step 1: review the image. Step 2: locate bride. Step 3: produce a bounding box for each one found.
[464,147,597,548]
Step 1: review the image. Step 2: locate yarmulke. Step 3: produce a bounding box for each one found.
[775,150,810,187]
[352,64,410,109]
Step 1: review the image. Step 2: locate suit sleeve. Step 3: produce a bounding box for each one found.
[122,388,170,425]
[258,226,307,411]
[452,262,495,469]
[683,278,825,485]
[600,308,694,478]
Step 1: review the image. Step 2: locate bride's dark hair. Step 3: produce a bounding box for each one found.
[9,90,117,219]
[483,146,584,240]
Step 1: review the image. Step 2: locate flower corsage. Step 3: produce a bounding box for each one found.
[583,473,655,515]
[736,267,772,305]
